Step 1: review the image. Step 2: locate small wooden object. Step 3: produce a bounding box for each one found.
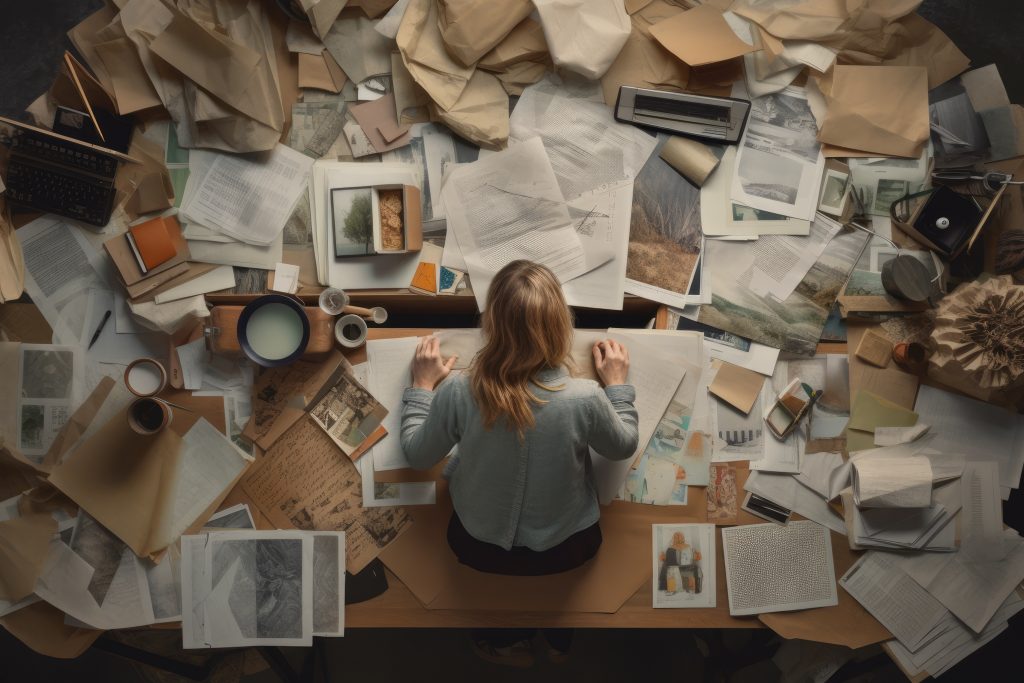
[207,305,335,357]
[855,330,894,368]
[881,255,932,302]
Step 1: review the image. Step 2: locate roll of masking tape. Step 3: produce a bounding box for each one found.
[335,314,368,348]
[659,135,721,187]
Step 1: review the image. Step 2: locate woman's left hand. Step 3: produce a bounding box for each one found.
[411,336,458,391]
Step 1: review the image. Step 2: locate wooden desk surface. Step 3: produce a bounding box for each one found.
[213,328,872,634]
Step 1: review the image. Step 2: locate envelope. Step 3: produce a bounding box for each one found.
[437,0,534,67]
[649,5,755,66]
[817,65,929,158]
[350,94,412,154]
[709,362,766,414]
[428,69,509,150]
[397,0,476,111]
[534,0,631,80]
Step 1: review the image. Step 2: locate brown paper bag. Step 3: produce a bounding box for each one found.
[649,5,755,66]
[397,0,476,112]
[428,70,509,150]
[478,17,549,71]
[0,514,56,601]
[437,0,534,67]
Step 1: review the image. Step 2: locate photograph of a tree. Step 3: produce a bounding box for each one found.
[332,188,375,257]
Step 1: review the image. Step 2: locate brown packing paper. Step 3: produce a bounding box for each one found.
[93,37,163,115]
[391,51,431,123]
[0,514,56,601]
[601,13,690,107]
[268,6,300,147]
[41,376,117,473]
[302,0,349,39]
[298,51,344,93]
[428,70,509,150]
[241,417,412,574]
[708,362,765,415]
[817,65,929,158]
[660,135,721,187]
[492,60,549,97]
[48,411,186,558]
[0,303,50,343]
[732,0,921,42]
[759,531,892,649]
[0,343,21,461]
[66,3,119,92]
[116,134,174,218]
[374,459,446,484]
[478,17,549,71]
[350,0,400,19]
[397,0,476,112]
[649,5,756,66]
[0,601,102,659]
[349,95,412,154]
[437,0,534,67]
[242,350,345,450]
[0,209,25,304]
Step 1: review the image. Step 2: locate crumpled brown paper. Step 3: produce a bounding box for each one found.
[0,514,56,602]
[437,0,534,67]
[397,0,475,111]
[428,69,509,150]
[534,0,631,80]
[0,208,24,304]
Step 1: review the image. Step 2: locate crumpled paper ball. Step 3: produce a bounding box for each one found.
[931,275,1024,390]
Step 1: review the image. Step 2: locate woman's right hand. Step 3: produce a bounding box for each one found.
[593,339,630,387]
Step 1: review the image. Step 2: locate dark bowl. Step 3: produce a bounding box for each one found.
[237,294,311,368]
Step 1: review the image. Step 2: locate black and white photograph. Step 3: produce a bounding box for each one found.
[652,524,716,608]
[21,348,74,399]
[625,134,702,303]
[731,87,826,221]
[309,372,388,455]
[874,179,909,214]
[204,503,256,530]
[145,547,182,622]
[203,533,313,647]
[312,532,345,636]
[69,512,127,606]
[18,404,44,451]
[332,187,375,257]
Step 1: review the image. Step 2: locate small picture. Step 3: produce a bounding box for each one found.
[652,524,716,608]
[309,372,388,456]
[713,394,764,460]
[332,187,375,257]
[21,348,74,399]
[818,169,849,215]
[707,463,738,524]
[18,404,45,450]
[873,179,909,214]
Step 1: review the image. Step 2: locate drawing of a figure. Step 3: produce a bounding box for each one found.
[657,531,702,595]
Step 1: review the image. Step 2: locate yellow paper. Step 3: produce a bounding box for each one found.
[846,390,919,453]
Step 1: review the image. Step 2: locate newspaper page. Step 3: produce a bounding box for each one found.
[241,416,411,574]
[730,85,826,221]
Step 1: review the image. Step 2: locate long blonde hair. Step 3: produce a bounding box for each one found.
[469,261,574,433]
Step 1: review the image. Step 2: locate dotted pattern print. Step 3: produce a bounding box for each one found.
[721,520,836,615]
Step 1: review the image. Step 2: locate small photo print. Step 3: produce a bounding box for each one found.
[652,524,716,608]
[818,169,849,214]
[21,349,74,399]
[332,187,375,257]
[873,179,909,214]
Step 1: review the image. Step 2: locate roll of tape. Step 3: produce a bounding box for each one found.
[335,314,368,348]
[659,136,721,187]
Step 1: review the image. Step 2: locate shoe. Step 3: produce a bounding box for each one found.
[472,638,535,668]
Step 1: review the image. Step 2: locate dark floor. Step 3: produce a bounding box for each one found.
[2,2,1024,682]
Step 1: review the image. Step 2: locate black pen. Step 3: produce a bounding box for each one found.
[87,310,112,350]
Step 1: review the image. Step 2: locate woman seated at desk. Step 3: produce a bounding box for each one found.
[400,260,638,666]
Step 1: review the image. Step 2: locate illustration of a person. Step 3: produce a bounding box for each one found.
[658,531,702,595]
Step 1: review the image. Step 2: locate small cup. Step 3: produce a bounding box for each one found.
[124,358,168,397]
[335,314,368,348]
[127,397,172,435]
[368,307,388,324]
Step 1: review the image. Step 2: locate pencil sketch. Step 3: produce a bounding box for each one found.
[146,547,181,622]
[312,533,343,635]
[212,538,304,639]
[707,463,739,523]
[713,395,765,460]
[700,223,870,355]
[309,372,388,455]
[626,134,702,298]
[738,147,800,204]
[69,512,126,606]
[652,524,715,608]
[21,348,74,399]
[204,503,255,530]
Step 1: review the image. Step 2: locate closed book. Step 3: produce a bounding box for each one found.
[104,216,191,288]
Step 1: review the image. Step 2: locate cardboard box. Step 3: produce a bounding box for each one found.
[373,184,422,254]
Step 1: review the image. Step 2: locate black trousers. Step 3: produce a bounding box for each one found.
[448,512,602,653]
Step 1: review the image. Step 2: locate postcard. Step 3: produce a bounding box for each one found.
[332,187,376,257]
[652,523,716,608]
[707,463,739,525]
[309,371,388,457]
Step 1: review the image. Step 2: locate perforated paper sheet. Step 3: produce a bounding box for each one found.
[721,520,838,616]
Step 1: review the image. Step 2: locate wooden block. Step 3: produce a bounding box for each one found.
[855,330,893,368]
